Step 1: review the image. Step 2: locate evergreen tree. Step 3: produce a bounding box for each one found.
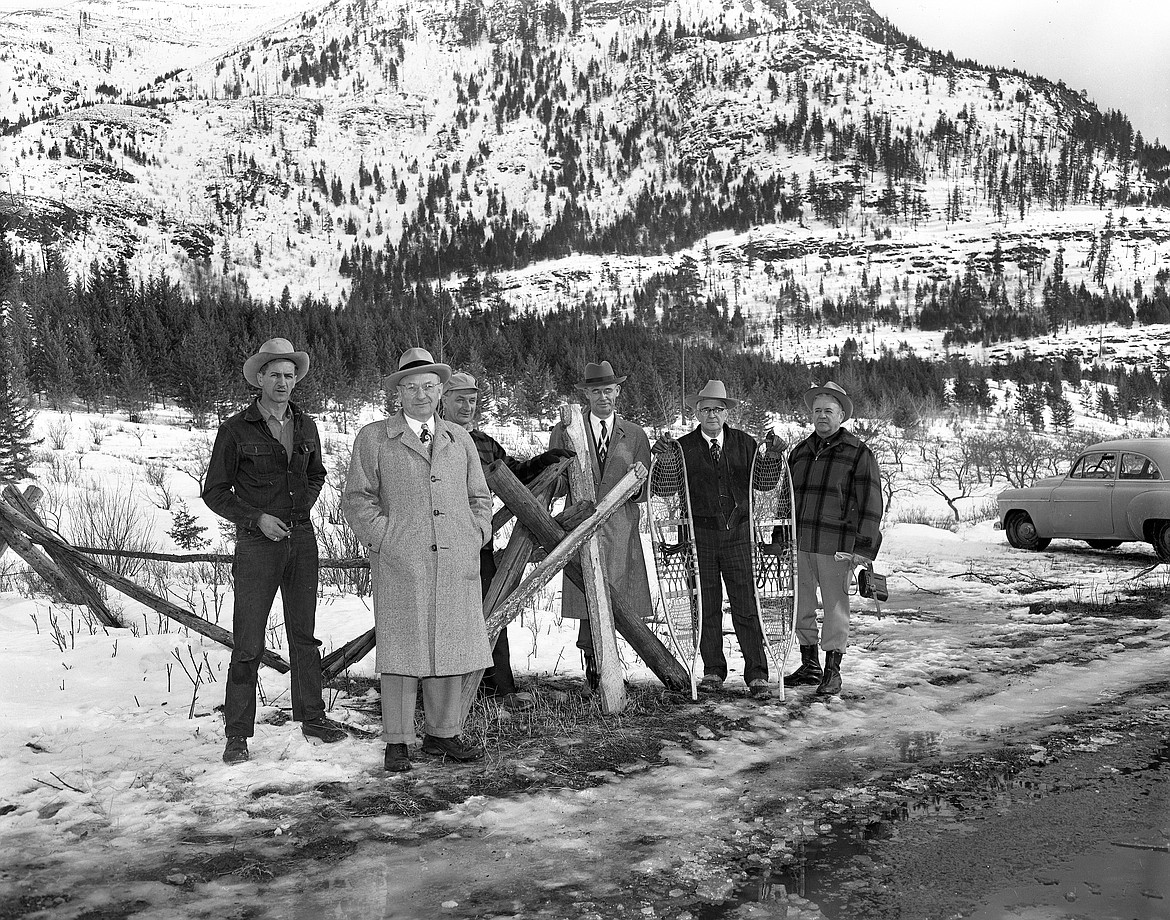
[169,500,209,550]
[0,308,37,482]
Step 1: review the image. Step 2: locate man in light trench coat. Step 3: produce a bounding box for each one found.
[549,360,653,688]
[342,348,493,773]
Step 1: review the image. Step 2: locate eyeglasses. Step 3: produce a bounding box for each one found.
[696,407,727,415]
[398,383,441,395]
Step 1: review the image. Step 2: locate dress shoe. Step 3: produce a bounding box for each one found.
[383,743,411,772]
[698,674,723,692]
[748,678,772,699]
[301,717,348,744]
[421,734,484,762]
[498,691,536,713]
[223,737,249,764]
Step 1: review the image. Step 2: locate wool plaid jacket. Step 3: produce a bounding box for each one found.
[788,427,883,561]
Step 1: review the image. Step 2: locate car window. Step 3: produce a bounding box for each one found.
[1069,452,1118,480]
[1119,452,1162,480]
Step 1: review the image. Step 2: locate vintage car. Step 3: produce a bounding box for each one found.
[997,438,1170,560]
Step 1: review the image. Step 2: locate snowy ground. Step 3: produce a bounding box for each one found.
[2,501,1169,918]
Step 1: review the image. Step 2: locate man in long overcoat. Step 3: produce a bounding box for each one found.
[342,348,493,772]
[549,360,653,688]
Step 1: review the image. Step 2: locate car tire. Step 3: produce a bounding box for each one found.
[1006,512,1051,551]
[1153,523,1170,562]
[1085,539,1122,550]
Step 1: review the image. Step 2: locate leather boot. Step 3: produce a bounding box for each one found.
[817,650,843,696]
[783,644,823,687]
[583,653,600,691]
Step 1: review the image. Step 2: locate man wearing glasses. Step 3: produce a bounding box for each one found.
[549,360,652,689]
[343,348,493,772]
[653,380,784,697]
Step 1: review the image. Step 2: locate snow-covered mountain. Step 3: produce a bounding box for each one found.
[2,0,1169,368]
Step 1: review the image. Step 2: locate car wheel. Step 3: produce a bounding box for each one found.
[1153,523,1170,562]
[1006,512,1051,551]
[1085,539,1122,550]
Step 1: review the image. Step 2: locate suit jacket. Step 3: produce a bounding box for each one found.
[678,425,758,528]
[549,409,653,621]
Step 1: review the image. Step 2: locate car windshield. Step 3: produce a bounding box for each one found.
[1069,452,1117,480]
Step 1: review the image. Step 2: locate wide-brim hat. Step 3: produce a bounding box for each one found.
[242,337,310,386]
[384,347,452,389]
[803,381,853,422]
[444,372,480,394]
[576,360,627,389]
[685,379,739,410]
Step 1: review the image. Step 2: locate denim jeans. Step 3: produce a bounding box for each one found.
[224,523,324,738]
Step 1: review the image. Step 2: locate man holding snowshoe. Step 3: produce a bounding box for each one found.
[653,380,784,698]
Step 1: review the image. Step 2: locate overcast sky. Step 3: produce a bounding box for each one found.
[868,0,1170,146]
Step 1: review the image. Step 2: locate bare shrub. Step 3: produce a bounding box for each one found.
[38,451,80,488]
[144,461,175,510]
[45,418,71,451]
[175,434,214,491]
[314,442,369,597]
[89,420,110,449]
[63,482,158,578]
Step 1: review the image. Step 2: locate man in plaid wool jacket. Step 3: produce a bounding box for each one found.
[786,382,883,696]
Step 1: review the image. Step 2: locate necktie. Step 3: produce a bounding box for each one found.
[420,423,431,451]
[710,438,721,466]
[598,420,608,468]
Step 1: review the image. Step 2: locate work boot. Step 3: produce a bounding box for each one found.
[783,644,823,687]
[223,737,249,765]
[816,650,843,696]
[301,717,348,744]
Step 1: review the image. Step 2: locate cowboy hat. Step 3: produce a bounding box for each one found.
[384,347,452,389]
[242,337,310,386]
[576,360,627,389]
[443,372,480,393]
[684,379,739,410]
[803,381,853,422]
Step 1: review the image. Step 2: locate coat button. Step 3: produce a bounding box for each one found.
[431,476,438,482]
[431,544,437,551]
[433,510,440,516]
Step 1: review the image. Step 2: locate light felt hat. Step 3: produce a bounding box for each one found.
[576,360,627,388]
[384,347,452,389]
[242,337,310,386]
[685,379,739,410]
[444,372,480,393]
[803,381,853,422]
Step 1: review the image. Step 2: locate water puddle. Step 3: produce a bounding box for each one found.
[704,735,1168,920]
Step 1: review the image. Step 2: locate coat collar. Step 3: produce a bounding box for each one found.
[243,399,304,424]
[386,411,454,460]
